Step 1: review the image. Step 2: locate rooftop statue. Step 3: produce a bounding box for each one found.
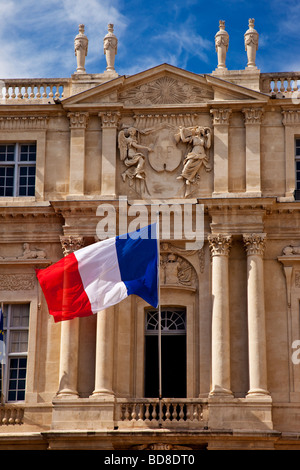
[103,24,118,72]
[244,18,259,68]
[74,24,88,73]
[215,20,229,69]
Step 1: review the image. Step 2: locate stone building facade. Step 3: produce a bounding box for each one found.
[1,20,300,450]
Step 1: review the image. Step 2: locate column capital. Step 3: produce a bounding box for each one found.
[210,108,232,126]
[243,233,266,256]
[67,111,89,129]
[242,107,264,125]
[282,109,300,126]
[99,111,121,128]
[60,235,84,256]
[208,233,232,256]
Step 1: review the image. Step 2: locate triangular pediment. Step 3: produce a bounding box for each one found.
[62,63,268,109]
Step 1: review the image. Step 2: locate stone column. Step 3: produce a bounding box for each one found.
[91,307,115,397]
[208,233,233,396]
[210,108,231,196]
[99,111,120,196]
[243,233,270,397]
[242,107,263,195]
[68,112,89,196]
[57,236,85,398]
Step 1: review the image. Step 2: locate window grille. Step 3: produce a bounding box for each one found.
[145,308,186,335]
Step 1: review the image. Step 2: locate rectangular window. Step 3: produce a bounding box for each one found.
[0,304,29,402]
[0,143,36,197]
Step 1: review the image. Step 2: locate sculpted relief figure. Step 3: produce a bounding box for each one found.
[17,243,46,259]
[283,245,300,256]
[118,127,153,187]
[175,126,211,195]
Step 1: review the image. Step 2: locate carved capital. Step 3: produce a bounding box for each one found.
[243,233,266,256]
[208,234,232,256]
[60,235,84,256]
[282,110,300,126]
[210,108,232,126]
[68,112,89,129]
[99,111,120,128]
[242,107,264,125]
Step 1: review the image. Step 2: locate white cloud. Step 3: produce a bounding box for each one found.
[0,0,127,78]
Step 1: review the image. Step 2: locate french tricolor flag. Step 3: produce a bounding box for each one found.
[36,224,159,322]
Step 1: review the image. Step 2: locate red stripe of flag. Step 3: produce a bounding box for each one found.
[36,252,93,322]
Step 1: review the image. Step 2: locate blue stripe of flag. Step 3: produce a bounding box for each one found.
[116,224,159,308]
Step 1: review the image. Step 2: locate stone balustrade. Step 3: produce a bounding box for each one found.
[260,72,300,96]
[0,405,24,425]
[0,78,71,103]
[116,398,208,429]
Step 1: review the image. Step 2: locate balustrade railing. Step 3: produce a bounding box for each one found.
[260,72,300,96]
[116,398,208,429]
[0,78,71,103]
[0,405,24,425]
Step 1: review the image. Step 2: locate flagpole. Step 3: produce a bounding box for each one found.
[156,213,162,425]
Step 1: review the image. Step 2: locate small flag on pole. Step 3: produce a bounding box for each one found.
[36,224,159,322]
[0,307,6,365]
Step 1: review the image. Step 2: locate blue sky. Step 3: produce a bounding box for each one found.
[1,0,300,78]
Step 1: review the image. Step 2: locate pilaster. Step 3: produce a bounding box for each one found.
[210,108,232,196]
[99,111,120,196]
[242,107,263,196]
[68,112,89,197]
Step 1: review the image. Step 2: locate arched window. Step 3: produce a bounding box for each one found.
[144,308,186,398]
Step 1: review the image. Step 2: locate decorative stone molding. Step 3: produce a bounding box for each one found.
[74,24,88,74]
[160,241,205,273]
[160,252,196,289]
[99,111,120,128]
[282,110,300,126]
[208,234,232,256]
[295,270,300,287]
[60,235,84,256]
[67,112,89,129]
[215,20,229,69]
[210,108,232,125]
[0,116,48,130]
[133,112,200,129]
[0,274,36,291]
[243,233,266,256]
[242,107,264,125]
[119,77,213,105]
